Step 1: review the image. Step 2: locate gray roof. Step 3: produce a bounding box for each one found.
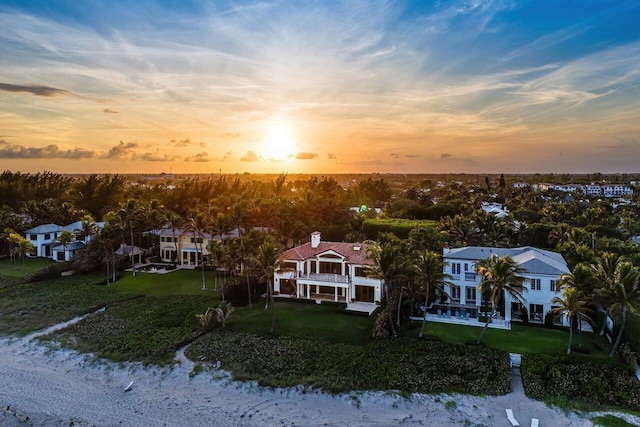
[63,221,105,233]
[445,246,570,276]
[26,223,63,234]
[52,241,86,251]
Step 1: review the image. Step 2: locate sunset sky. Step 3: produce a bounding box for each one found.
[1,0,639,174]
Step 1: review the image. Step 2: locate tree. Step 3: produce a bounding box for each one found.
[208,239,225,292]
[57,229,74,260]
[187,210,209,291]
[592,252,622,336]
[214,301,235,328]
[597,261,640,357]
[475,254,526,345]
[10,233,35,271]
[367,237,409,337]
[255,235,283,334]
[551,286,593,354]
[413,250,452,338]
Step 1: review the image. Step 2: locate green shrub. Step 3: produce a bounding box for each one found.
[27,262,72,282]
[362,219,437,240]
[186,332,511,395]
[521,353,640,410]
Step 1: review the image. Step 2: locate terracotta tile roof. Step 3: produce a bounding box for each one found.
[283,242,373,265]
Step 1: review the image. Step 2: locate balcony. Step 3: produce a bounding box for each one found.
[297,273,349,284]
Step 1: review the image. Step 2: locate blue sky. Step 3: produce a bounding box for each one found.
[1,0,639,174]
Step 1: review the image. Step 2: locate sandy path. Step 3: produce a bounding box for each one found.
[0,320,637,426]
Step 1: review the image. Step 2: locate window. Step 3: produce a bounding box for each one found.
[464,263,469,272]
[465,287,476,303]
[550,280,557,292]
[190,237,203,244]
[529,304,544,321]
[451,263,461,275]
[530,278,541,291]
[451,285,460,300]
[354,267,366,277]
[44,233,50,240]
[29,235,37,241]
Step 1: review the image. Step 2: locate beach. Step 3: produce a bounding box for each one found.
[0,329,637,427]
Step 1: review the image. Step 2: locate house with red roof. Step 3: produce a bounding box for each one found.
[274,232,383,304]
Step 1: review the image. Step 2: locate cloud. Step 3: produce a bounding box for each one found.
[440,153,452,158]
[389,153,400,159]
[218,151,232,161]
[405,154,420,158]
[0,83,69,97]
[0,140,94,159]
[140,150,179,162]
[103,108,118,113]
[295,152,318,160]
[170,138,206,148]
[328,153,337,159]
[184,152,210,162]
[240,150,259,162]
[103,141,139,160]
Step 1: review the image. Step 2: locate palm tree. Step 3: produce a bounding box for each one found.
[557,263,596,297]
[551,286,593,355]
[117,199,142,275]
[187,210,209,291]
[413,250,453,338]
[56,229,74,261]
[208,239,225,292]
[166,210,184,263]
[597,261,640,357]
[367,238,409,337]
[10,233,35,271]
[214,301,235,328]
[255,235,283,334]
[592,252,622,336]
[475,254,526,345]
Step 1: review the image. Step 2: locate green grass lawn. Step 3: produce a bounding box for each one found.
[0,257,54,280]
[405,320,611,359]
[229,299,375,345]
[111,268,223,297]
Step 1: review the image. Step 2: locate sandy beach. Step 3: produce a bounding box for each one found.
[1,320,638,427]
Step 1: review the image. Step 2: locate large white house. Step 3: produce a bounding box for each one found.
[274,232,383,303]
[157,227,240,266]
[25,221,103,260]
[440,245,570,328]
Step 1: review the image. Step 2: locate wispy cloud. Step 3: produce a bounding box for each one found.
[0,83,69,97]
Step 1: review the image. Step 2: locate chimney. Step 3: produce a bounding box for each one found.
[311,231,321,248]
[443,242,450,255]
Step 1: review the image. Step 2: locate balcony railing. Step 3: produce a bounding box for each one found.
[297,273,349,283]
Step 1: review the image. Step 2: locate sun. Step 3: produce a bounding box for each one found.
[260,121,297,160]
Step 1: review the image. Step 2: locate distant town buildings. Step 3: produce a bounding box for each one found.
[515,182,634,198]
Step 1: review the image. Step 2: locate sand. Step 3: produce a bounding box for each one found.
[1,317,638,427]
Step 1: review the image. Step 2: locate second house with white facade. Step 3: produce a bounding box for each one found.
[274,232,383,304]
[441,245,571,327]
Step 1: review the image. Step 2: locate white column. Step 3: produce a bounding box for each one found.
[335,287,338,302]
[307,285,310,299]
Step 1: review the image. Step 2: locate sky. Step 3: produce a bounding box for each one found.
[1,0,639,175]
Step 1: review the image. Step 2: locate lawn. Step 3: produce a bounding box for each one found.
[403,321,612,359]
[0,257,54,280]
[229,299,376,345]
[111,268,224,297]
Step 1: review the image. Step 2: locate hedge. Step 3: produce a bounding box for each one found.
[186,332,511,395]
[363,218,437,240]
[521,353,640,410]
